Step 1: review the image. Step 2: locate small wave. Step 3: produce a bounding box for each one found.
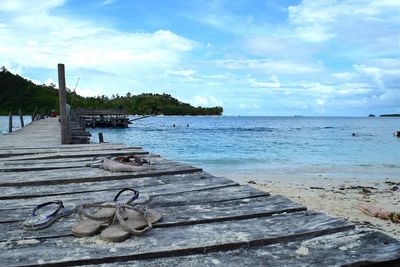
[234,127,275,132]
[143,128,165,132]
[356,164,374,167]
[196,127,275,133]
[382,164,400,168]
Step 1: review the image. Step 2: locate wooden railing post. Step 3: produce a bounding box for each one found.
[18,109,24,128]
[8,111,12,133]
[98,132,104,143]
[58,63,70,144]
[31,107,37,121]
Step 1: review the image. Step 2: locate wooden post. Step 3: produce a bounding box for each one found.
[8,111,12,133]
[98,132,104,143]
[18,109,24,128]
[58,63,70,144]
[31,107,37,121]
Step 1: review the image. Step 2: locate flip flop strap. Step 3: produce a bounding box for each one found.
[78,203,116,221]
[115,206,153,235]
[113,188,139,205]
[32,200,64,217]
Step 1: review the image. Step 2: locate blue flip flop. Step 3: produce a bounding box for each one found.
[23,200,76,230]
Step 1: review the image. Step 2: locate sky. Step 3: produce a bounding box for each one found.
[0,0,399,116]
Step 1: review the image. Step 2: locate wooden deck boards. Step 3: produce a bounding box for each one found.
[0,118,399,266]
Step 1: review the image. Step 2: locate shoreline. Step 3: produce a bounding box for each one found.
[217,170,400,241]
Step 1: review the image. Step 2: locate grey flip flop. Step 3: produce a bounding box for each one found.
[23,201,75,230]
[100,205,162,242]
[72,203,116,237]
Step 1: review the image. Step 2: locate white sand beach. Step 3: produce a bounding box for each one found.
[217,169,400,241]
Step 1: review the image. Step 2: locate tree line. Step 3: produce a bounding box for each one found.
[0,67,223,116]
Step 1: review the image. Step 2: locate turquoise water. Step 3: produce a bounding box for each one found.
[1,115,399,179]
[85,116,400,178]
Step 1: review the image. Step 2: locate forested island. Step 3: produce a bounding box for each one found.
[0,67,223,116]
[380,114,400,117]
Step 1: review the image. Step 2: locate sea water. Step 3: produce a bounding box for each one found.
[87,116,400,180]
[1,116,399,180]
[0,115,32,134]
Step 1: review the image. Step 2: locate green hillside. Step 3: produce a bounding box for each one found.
[0,67,223,116]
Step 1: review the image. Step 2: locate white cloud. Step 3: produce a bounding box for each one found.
[354,65,384,89]
[331,72,354,81]
[0,1,197,86]
[215,59,322,74]
[239,103,260,109]
[188,2,260,36]
[191,95,222,107]
[0,0,65,12]
[245,36,318,60]
[102,0,117,6]
[249,75,280,88]
[288,0,400,43]
[44,78,56,86]
[167,69,196,80]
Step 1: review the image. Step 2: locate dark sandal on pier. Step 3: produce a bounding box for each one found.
[23,200,76,230]
[100,204,162,242]
[71,188,150,237]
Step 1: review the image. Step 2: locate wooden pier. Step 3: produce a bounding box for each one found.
[0,118,399,266]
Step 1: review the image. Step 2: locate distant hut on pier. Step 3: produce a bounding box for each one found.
[76,108,131,128]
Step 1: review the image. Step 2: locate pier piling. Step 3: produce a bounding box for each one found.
[8,111,12,133]
[98,132,104,143]
[58,63,70,144]
[18,109,24,128]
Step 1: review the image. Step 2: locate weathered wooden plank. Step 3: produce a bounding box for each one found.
[0,171,216,200]
[0,161,94,172]
[0,185,266,218]
[0,143,127,151]
[147,185,267,208]
[0,212,354,266]
[0,176,236,207]
[0,119,62,147]
[0,148,149,161]
[89,230,400,267]
[0,163,202,187]
[0,164,84,172]
[0,195,305,242]
[0,154,161,167]
[0,144,133,158]
[0,157,94,165]
[0,155,162,172]
[4,161,198,180]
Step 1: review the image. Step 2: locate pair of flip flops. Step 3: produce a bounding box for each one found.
[23,201,76,230]
[72,188,162,242]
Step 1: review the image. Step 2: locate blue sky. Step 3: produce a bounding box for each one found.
[0,0,399,116]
